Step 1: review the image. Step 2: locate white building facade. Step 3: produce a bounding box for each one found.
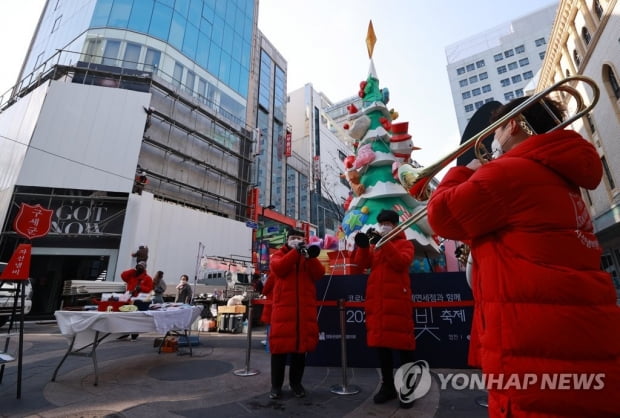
[538,0,620,292]
[446,4,558,134]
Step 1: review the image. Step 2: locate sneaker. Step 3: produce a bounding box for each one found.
[269,387,282,400]
[373,383,397,404]
[290,384,306,398]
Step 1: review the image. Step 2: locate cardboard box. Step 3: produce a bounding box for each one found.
[217,305,246,314]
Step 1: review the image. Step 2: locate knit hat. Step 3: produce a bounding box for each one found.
[287,228,305,238]
[376,209,399,225]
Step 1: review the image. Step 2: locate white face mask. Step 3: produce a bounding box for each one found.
[378,225,393,235]
[491,138,504,159]
[288,238,303,248]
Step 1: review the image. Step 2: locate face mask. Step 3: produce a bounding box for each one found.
[288,238,303,248]
[379,225,393,235]
[491,138,503,159]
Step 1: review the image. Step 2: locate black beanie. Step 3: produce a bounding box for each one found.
[287,228,305,238]
[376,209,399,225]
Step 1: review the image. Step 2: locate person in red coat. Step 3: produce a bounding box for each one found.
[121,261,154,296]
[119,261,153,340]
[427,96,620,417]
[268,229,325,400]
[352,209,415,409]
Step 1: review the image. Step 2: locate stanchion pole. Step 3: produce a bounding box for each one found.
[233,298,259,376]
[330,299,361,395]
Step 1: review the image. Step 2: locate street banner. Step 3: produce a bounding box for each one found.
[0,244,32,281]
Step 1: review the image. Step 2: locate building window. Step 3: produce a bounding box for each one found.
[523,71,534,80]
[476,60,485,68]
[518,57,529,67]
[539,51,546,60]
[457,67,466,75]
[497,65,507,74]
[469,75,478,84]
[465,104,474,112]
[508,62,518,71]
[606,65,620,99]
[466,63,475,72]
[459,79,468,87]
[573,49,581,67]
[479,72,488,80]
[494,53,503,62]
[500,78,511,87]
[504,49,514,58]
[511,74,522,83]
[185,70,196,93]
[462,91,471,100]
[472,88,481,96]
[172,61,184,88]
[515,44,525,54]
[485,97,495,103]
[504,92,515,101]
[123,42,141,69]
[474,101,484,110]
[582,27,592,45]
[535,37,546,47]
[144,48,161,73]
[515,88,524,97]
[482,84,491,93]
[594,0,603,20]
[102,40,120,66]
[601,156,616,189]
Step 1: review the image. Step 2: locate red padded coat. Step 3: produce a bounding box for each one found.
[268,245,325,355]
[427,130,620,417]
[352,230,415,350]
[120,268,153,296]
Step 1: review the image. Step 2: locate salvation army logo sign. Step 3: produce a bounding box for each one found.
[394,360,432,405]
[13,203,53,239]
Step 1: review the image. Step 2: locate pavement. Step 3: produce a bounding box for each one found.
[0,321,488,418]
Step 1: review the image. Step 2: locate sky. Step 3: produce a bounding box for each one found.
[0,0,558,169]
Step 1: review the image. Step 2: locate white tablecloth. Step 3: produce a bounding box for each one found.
[54,306,202,349]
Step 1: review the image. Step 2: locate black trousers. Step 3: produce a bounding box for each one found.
[271,352,306,389]
[377,347,415,385]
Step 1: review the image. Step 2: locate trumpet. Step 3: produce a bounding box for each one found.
[374,75,600,249]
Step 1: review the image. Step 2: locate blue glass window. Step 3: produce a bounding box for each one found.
[108,0,132,27]
[182,23,199,57]
[128,1,153,32]
[169,12,186,50]
[258,50,272,110]
[208,45,221,79]
[150,3,172,41]
[174,0,190,16]
[123,42,141,69]
[144,47,161,72]
[92,0,113,26]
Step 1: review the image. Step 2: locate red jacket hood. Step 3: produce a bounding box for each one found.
[502,129,602,190]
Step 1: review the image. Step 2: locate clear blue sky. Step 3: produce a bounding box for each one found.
[1,0,558,168]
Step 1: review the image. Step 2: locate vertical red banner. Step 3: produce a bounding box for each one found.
[0,244,32,281]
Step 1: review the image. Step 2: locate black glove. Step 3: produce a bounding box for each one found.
[354,232,370,248]
[296,242,307,253]
[367,228,381,245]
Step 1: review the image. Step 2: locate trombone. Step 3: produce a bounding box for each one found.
[374,75,600,249]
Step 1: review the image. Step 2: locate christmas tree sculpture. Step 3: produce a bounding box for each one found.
[338,21,437,255]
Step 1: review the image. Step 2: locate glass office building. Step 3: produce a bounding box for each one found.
[19,0,255,123]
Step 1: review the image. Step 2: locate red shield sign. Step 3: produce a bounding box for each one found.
[13,203,53,239]
[0,244,31,281]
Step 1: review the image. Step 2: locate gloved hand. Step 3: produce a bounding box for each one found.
[296,242,307,253]
[367,228,381,245]
[354,232,370,248]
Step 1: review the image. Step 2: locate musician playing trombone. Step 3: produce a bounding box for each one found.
[352,209,416,409]
[427,96,620,417]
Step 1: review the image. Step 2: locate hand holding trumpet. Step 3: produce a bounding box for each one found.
[354,228,382,248]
